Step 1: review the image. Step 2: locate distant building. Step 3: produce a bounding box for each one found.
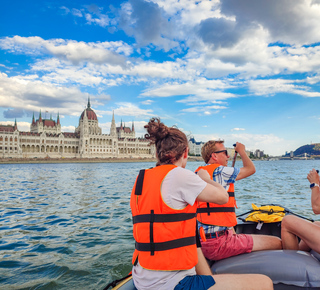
[188,137,204,156]
[30,111,61,134]
[254,149,265,158]
[228,147,236,159]
[0,99,155,159]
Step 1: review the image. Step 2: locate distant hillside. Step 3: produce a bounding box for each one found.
[284,143,320,156]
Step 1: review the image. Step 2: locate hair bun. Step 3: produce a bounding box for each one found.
[144,117,188,165]
[144,117,169,142]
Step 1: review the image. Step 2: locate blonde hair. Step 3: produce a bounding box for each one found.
[144,118,188,165]
[201,140,224,164]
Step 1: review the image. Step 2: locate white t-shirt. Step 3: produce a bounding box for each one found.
[132,166,207,290]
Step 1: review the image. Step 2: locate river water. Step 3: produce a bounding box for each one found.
[0,160,319,290]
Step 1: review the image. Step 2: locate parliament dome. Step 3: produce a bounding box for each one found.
[80,99,97,121]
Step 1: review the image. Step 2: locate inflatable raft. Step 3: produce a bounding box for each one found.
[106,205,320,290]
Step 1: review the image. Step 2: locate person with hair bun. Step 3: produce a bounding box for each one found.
[130,118,273,290]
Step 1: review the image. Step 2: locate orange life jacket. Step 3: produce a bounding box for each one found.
[131,165,198,271]
[195,164,237,227]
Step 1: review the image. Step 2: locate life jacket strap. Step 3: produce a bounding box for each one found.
[135,236,196,252]
[134,169,145,196]
[228,191,234,197]
[133,212,196,224]
[197,207,235,213]
[150,210,155,255]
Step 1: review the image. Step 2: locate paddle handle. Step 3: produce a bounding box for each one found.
[232,143,237,167]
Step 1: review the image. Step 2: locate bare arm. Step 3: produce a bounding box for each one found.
[307,169,320,214]
[195,248,212,275]
[234,142,256,180]
[196,169,228,204]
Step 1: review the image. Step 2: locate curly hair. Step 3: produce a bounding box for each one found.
[144,118,188,165]
[201,140,224,164]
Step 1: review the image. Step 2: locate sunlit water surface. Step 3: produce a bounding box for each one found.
[0,160,319,289]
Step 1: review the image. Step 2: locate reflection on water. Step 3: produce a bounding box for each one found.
[0,160,319,289]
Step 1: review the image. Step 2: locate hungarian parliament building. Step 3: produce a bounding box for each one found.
[0,100,155,159]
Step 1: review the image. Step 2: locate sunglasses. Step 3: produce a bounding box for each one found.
[213,150,228,156]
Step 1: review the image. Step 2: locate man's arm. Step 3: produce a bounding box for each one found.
[196,169,228,205]
[234,142,256,180]
[307,169,320,214]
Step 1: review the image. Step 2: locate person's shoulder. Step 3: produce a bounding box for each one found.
[213,164,225,172]
[172,166,193,175]
[219,165,238,175]
[170,167,201,180]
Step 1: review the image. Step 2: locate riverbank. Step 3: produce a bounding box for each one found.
[0,156,204,164]
[0,157,157,164]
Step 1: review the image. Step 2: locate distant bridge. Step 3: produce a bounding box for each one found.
[266,153,320,160]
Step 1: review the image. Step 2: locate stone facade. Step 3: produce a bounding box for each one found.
[188,137,204,156]
[0,100,155,159]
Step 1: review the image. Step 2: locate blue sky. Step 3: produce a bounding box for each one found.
[1,0,320,156]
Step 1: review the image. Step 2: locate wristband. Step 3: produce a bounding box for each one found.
[310,183,319,189]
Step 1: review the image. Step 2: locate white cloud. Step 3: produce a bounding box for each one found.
[62,5,114,29]
[17,121,31,132]
[38,62,105,87]
[85,13,110,27]
[61,125,76,132]
[71,8,83,18]
[119,0,180,50]
[0,36,130,66]
[60,6,70,14]
[231,128,245,131]
[181,105,226,114]
[103,102,155,118]
[141,79,235,100]
[219,0,320,46]
[151,0,221,25]
[2,30,320,103]
[306,74,320,85]
[141,99,154,105]
[226,133,288,156]
[248,78,320,97]
[0,121,31,132]
[125,59,191,80]
[0,72,93,116]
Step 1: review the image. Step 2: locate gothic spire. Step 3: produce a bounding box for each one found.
[110,110,116,136]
